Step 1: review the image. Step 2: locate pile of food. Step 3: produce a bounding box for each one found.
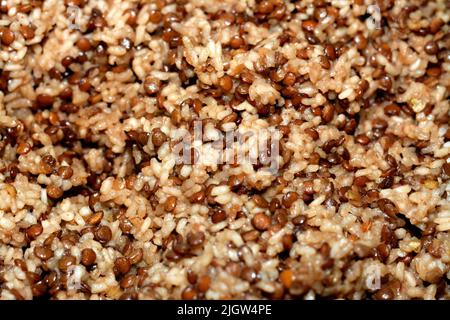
[0,0,449,300]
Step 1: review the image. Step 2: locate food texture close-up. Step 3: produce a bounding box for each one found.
[0,0,449,300]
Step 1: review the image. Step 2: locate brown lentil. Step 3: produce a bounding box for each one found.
[230,35,244,49]
[47,184,63,199]
[211,209,227,223]
[219,75,233,91]
[377,198,398,217]
[34,246,53,260]
[114,257,131,275]
[187,231,205,247]
[58,255,77,272]
[81,248,96,267]
[87,211,104,225]
[424,41,439,55]
[252,213,271,231]
[302,20,318,33]
[26,224,43,240]
[355,134,370,145]
[76,37,91,51]
[252,194,269,208]
[384,103,401,116]
[19,25,35,40]
[181,286,197,300]
[36,94,54,108]
[197,275,211,292]
[190,190,205,203]
[1,28,15,45]
[151,128,167,147]
[95,226,112,243]
[164,196,177,212]
[282,191,299,208]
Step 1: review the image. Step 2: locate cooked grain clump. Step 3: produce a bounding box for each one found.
[0,0,449,300]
